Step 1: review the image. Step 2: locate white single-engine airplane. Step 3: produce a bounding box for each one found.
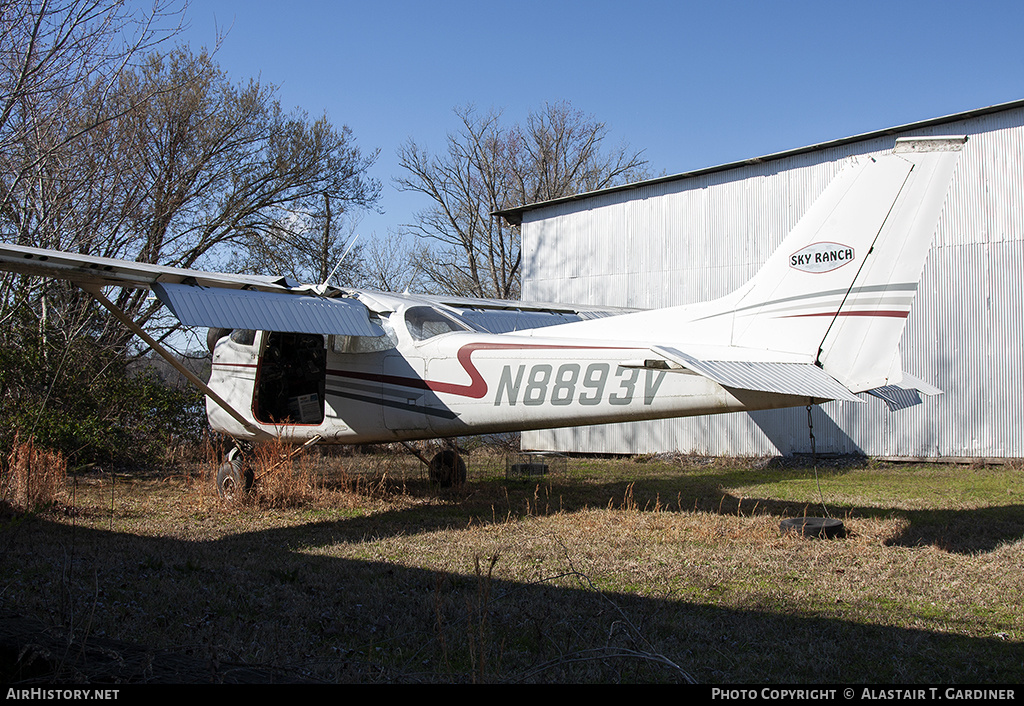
[0,136,964,494]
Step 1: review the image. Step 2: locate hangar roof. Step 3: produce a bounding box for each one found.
[495,98,1024,226]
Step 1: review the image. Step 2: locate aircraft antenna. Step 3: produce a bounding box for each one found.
[322,233,360,289]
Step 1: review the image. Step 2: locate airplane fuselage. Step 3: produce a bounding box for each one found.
[206,305,812,444]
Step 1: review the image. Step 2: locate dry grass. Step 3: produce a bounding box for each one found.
[1,436,68,512]
[0,450,1021,683]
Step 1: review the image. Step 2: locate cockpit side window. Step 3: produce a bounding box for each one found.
[329,314,398,354]
[404,306,470,341]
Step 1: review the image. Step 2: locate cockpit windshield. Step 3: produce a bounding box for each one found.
[404,306,474,341]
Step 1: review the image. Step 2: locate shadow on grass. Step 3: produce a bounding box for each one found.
[411,456,1024,555]
[2,491,1021,683]
[181,451,1024,555]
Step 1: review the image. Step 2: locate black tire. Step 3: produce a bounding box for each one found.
[779,517,845,539]
[429,450,467,488]
[217,459,254,500]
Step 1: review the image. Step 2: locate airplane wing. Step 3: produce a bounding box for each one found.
[0,243,384,337]
[411,293,638,334]
[0,243,297,291]
[0,242,630,337]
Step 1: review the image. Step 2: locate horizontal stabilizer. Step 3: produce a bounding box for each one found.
[899,373,943,396]
[652,346,862,403]
[865,373,942,411]
[153,283,385,336]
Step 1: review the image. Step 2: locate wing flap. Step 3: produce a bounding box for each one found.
[153,283,384,336]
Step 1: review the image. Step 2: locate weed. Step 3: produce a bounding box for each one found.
[241,438,329,509]
[1,434,67,511]
[466,553,500,682]
[269,567,301,583]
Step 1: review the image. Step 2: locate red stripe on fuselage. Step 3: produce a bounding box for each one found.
[782,310,909,319]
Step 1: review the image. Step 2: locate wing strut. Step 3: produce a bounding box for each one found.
[82,285,267,439]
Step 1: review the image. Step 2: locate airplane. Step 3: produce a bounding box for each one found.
[0,136,965,496]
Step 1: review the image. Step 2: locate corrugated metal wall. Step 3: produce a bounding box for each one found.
[520,107,1024,458]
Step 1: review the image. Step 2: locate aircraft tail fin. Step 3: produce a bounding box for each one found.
[812,137,964,391]
[664,136,964,394]
[526,136,965,404]
[717,135,963,358]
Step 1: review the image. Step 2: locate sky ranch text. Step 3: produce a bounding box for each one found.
[789,241,856,273]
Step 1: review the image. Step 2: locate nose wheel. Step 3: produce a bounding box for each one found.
[216,449,253,500]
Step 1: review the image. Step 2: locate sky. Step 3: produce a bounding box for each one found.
[174,0,1024,244]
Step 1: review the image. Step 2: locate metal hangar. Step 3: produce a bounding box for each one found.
[500,100,1024,460]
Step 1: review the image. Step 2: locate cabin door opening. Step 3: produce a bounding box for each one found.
[255,332,327,425]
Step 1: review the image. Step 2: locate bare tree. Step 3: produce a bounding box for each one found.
[363,230,431,293]
[234,192,368,289]
[0,0,185,220]
[1,45,381,349]
[393,102,649,299]
[112,49,380,336]
[0,8,382,461]
[516,101,654,203]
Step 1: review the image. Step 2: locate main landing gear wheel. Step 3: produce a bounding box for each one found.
[429,449,467,488]
[217,458,254,500]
